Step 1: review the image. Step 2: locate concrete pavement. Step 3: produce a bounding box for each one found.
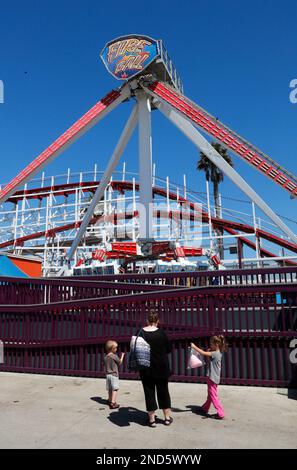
[0,372,296,449]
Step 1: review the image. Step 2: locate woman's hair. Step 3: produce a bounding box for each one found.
[210,335,228,352]
[105,340,118,353]
[147,310,159,325]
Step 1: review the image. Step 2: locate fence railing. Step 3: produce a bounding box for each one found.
[0,283,296,340]
[2,336,293,387]
[0,281,296,387]
[0,276,179,305]
[66,266,297,286]
[0,266,296,305]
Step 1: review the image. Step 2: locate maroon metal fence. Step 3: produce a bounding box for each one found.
[0,266,296,304]
[0,277,296,387]
[0,276,179,305]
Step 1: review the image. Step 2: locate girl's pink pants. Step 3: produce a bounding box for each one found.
[202,378,225,418]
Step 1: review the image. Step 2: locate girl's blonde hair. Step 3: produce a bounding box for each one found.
[210,335,228,352]
[105,340,118,353]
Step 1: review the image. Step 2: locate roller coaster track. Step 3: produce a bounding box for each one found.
[142,80,297,198]
[1,78,296,210]
[1,181,296,264]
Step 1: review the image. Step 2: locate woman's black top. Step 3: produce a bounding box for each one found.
[139,328,171,379]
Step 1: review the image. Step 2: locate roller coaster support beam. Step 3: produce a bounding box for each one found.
[154,98,297,244]
[0,84,131,206]
[136,91,153,240]
[66,105,138,261]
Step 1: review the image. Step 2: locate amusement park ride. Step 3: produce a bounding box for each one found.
[0,35,297,277]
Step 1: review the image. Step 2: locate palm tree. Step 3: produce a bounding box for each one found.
[197,141,233,260]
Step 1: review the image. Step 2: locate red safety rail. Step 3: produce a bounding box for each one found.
[223,226,297,266]
[92,249,106,262]
[5,179,296,255]
[1,181,296,265]
[0,86,129,205]
[175,246,185,257]
[145,81,297,198]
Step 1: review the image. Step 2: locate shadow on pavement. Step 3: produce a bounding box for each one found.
[108,406,149,427]
[90,396,109,406]
[288,389,297,400]
[171,406,190,413]
[186,404,210,418]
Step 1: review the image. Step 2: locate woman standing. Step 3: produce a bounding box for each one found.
[139,311,172,428]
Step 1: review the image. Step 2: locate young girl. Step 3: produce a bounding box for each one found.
[191,335,227,420]
[104,340,125,409]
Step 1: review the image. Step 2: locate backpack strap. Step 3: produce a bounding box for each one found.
[133,328,143,350]
[129,328,143,371]
[130,328,143,355]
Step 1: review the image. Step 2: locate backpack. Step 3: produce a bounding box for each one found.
[128,329,150,372]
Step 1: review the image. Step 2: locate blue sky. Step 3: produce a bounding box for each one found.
[0,0,296,237]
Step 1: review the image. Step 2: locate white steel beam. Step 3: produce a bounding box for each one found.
[155,99,297,244]
[66,105,138,261]
[137,91,153,240]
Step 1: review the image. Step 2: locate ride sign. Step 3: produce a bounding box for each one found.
[100,35,159,80]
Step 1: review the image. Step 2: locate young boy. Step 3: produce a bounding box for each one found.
[104,340,125,409]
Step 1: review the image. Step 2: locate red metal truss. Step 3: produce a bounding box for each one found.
[83,242,204,261]
[224,227,297,266]
[0,86,130,205]
[95,242,203,260]
[0,211,136,248]
[256,229,297,253]
[111,242,138,255]
[144,81,297,198]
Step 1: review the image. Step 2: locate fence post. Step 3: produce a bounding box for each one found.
[79,307,85,371]
[208,295,215,334]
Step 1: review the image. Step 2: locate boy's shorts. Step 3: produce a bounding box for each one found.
[106,374,119,391]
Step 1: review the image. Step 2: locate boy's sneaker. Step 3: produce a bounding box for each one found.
[109,402,120,409]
